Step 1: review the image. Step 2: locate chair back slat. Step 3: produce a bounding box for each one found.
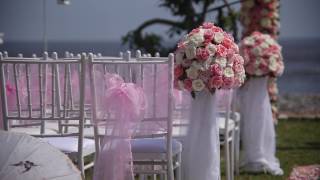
[25,63,33,117]
[12,64,22,117]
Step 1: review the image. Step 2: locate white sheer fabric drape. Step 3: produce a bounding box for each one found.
[239,77,283,175]
[182,92,220,180]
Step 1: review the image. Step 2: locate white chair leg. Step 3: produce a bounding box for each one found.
[235,128,240,175]
[152,174,157,180]
[176,153,182,180]
[160,173,165,180]
[225,141,231,180]
[78,158,85,179]
[231,134,235,180]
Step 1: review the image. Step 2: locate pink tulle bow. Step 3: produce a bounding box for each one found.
[93,73,146,180]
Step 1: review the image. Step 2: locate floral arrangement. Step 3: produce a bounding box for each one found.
[240,0,280,38]
[240,31,284,77]
[174,22,246,96]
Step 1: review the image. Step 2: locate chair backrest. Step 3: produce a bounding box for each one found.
[88,50,174,155]
[217,89,234,138]
[0,52,86,138]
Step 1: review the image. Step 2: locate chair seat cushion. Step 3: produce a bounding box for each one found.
[43,137,95,153]
[131,138,182,155]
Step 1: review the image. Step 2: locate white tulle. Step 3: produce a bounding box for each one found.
[239,77,283,175]
[182,92,220,180]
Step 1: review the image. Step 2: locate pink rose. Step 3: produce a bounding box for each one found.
[177,42,186,49]
[226,49,236,59]
[210,64,223,76]
[203,39,212,46]
[216,44,227,57]
[210,76,223,89]
[199,70,211,82]
[174,65,184,78]
[233,63,244,73]
[259,59,269,74]
[211,26,223,33]
[222,77,234,89]
[204,30,214,41]
[189,28,200,35]
[232,54,245,65]
[196,48,210,61]
[202,22,215,29]
[245,64,256,75]
[222,37,233,49]
[184,79,193,91]
[223,32,234,42]
[233,77,241,88]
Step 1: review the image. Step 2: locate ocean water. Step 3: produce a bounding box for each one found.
[1,39,319,94]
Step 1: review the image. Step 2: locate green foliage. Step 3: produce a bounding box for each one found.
[122,0,241,56]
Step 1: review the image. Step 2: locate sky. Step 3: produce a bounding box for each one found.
[0,0,320,42]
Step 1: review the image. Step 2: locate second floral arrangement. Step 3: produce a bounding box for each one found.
[240,31,284,77]
[174,22,246,97]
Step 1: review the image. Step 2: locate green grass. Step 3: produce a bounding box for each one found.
[229,119,320,180]
[85,119,320,180]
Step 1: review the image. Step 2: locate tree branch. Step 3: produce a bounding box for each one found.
[222,0,233,13]
[198,0,212,22]
[206,0,241,13]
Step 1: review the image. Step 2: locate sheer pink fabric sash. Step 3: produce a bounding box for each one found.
[93,73,146,180]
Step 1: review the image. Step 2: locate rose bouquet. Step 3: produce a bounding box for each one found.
[240,31,284,77]
[240,0,280,38]
[174,22,246,97]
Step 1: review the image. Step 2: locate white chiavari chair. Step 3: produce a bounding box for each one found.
[89,51,182,180]
[217,89,238,180]
[0,52,95,178]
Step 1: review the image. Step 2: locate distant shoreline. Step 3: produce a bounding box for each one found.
[1,39,320,94]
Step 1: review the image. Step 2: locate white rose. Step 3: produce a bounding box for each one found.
[214,57,227,68]
[188,31,204,46]
[223,67,234,78]
[255,69,263,76]
[244,37,255,46]
[192,79,205,92]
[265,38,275,45]
[252,47,263,56]
[259,42,269,49]
[260,18,272,28]
[269,56,278,71]
[204,59,212,69]
[185,46,197,59]
[208,44,216,55]
[186,67,199,79]
[214,32,224,44]
[175,51,184,64]
[191,61,202,70]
